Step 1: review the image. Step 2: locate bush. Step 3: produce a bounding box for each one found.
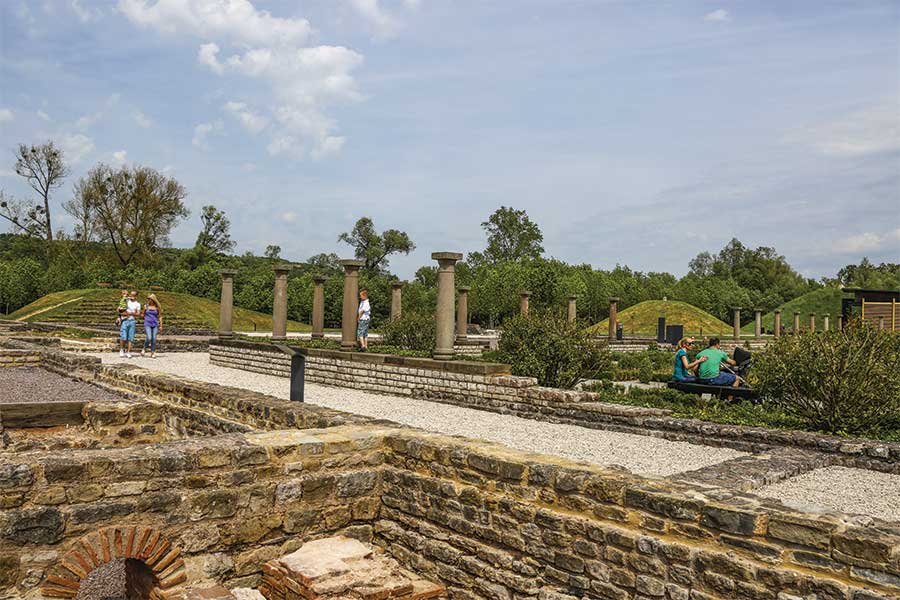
[754,321,900,435]
[497,311,611,388]
[379,311,436,352]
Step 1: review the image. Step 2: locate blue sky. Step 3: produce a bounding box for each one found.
[1,0,898,279]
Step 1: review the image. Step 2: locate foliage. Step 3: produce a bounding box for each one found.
[743,287,843,333]
[754,321,900,435]
[338,216,415,273]
[379,311,436,352]
[74,164,190,266]
[264,245,282,260]
[195,205,235,255]
[832,257,900,290]
[497,311,611,388]
[587,300,732,337]
[0,141,69,241]
[476,206,544,265]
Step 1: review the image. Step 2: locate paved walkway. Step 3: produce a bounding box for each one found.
[90,352,745,477]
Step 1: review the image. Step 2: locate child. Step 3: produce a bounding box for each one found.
[357,289,371,352]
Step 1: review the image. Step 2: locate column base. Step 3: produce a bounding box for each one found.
[271,336,287,342]
[432,351,454,360]
[455,335,467,343]
[341,342,357,352]
[217,332,234,338]
[311,333,324,340]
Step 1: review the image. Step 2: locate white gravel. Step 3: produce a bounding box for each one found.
[756,466,900,522]
[90,352,747,477]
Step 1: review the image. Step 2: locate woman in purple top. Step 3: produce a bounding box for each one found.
[141,294,163,358]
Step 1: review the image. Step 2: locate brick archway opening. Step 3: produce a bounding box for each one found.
[41,526,186,599]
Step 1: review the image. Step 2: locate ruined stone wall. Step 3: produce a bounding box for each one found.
[0,348,41,368]
[377,431,900,600]
[0,426,389,599]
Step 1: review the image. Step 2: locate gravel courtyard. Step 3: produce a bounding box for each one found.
[90,352,746,477]
[0,366,123,404]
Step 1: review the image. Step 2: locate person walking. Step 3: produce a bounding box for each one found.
[119,290,142,358]
[141,294,162,358]
[357,288,371,352]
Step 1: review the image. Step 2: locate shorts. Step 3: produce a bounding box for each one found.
[702,372,736,386]
[674,375,697,383]
[357,319,370,338]
[120,318,136,342]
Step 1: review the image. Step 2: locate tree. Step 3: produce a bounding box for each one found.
[195,205,235,254]
[75,164,190,267]
[307,252,342,273]
[3,142,69,242]
[338,217,415,273]
[0,192,47,238]
[481,206,544,263]
[63,181,97,247]
[264,245,282,260]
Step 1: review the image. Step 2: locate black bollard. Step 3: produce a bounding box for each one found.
[275,345,305,402]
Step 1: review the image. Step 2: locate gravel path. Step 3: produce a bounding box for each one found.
[756,466,900,522]
[74,558,126,600]
[0,366,124,404]
[90,352,746,477]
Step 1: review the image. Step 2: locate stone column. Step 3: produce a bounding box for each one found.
[732,307,742,340]
[809,312,816,332]
[311,275,326,340]
[218,269,238,337]
[773,309,782,339]
[456,286,470,342]
[754,308,762,339]
[519,291,531,316]
[433,252,463,360]
[567,295,578,323]
[339,259,364,351]
[823,313,830,332]
[271,264,292,341]
[608,297,620,342]
[390,281,405,320]
[793,311,801,334]
[879,316,886,330]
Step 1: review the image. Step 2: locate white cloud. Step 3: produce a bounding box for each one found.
[36,110,51,121]
[197,43,224,75]
[240,162,257,172]
[223,101,268,134]
[704,9,731,22]
[59,133,95,164]
[832,230,900,254]
[281,211,299,223]
[347,0,400,39]
[111,150,128,166]
[134,111,152,128]
[75,94,121,129]
[0,109,13,124]
[794,103,900,158]
[192,120,224,149]
[120,0,364,159]
[71,0,102,22]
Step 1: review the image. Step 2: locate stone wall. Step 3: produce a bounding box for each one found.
[0,348,41,368]
[1,426,390,599]
[377,430,900,600]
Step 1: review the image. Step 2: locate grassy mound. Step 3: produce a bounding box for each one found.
[8,288,309,332]
[587,300,731,336]
[742,287,843,333]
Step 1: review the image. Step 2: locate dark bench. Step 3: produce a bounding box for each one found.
[666,380,759,401]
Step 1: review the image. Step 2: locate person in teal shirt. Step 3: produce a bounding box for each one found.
[672,337,708,382]
[696,338,741,386]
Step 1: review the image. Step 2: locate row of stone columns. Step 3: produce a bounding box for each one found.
[727,307,837,339]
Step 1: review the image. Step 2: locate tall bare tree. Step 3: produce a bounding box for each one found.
[63,179,97,247]
[75,164,190,266]
[10,141,69,241]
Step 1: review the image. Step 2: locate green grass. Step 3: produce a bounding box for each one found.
[8,289,309,332]
[587,300,732,336]
[742,287,843,333]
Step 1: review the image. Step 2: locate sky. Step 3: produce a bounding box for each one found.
[0,0,898,280]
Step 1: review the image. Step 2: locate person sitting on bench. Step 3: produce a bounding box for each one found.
[696,338,742,387]
[672,337,708,382]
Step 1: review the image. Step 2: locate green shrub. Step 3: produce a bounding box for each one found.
[379,311,436,352]
[497,311,611,388]
[754,321,900,435]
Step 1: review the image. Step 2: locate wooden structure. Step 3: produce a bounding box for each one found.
[842,288,899,331]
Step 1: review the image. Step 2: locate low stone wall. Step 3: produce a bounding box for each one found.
[378,431,900,600]
[0,349,41,368]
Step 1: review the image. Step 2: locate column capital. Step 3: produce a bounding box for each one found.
[313,275,328,284]
[391,280,407,289]
[794,310,801,315]
[339,259,364,271]
[731,306,742,311]
[609,297,620,303]
[824,313,831,317]
[754,308,763,313]
[774,309,782,314]
[457,286,471,293]
[272,263,293,275]
[568,294,579,300]
[809,312,816,316]
[431,251,463,264]
[519,290,532,298]
[218,268,238,278]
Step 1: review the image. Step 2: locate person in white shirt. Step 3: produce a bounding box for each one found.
[357,289,371,352]
[119,290,142,358]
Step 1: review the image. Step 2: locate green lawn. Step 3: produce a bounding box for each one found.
[587,300,732,336]
[8,289,309,332]
[742,287,843,333]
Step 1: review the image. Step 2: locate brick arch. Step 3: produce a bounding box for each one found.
[41,525,186,599]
